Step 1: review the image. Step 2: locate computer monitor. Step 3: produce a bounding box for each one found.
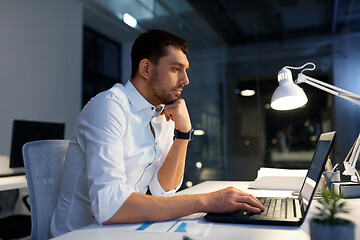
[9,120,65,169]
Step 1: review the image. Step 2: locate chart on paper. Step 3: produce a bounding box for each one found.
[129,218,212,236]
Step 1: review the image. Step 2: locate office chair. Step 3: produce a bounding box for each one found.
[0,189,31,239]
[22,140,69,240]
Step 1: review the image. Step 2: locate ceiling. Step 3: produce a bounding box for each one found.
[84,0,360,50]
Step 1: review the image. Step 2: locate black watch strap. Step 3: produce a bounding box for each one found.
[174,129,194,141]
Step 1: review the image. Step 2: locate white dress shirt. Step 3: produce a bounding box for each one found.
[50,81,181,237]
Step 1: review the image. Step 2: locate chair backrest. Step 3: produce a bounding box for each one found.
[22,140,69,240]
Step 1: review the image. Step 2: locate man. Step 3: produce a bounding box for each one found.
[50,29,264,237]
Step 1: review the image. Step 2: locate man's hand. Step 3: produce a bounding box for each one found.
[103,187,264,225]
[203,187,265,213]
[161,98,192,133]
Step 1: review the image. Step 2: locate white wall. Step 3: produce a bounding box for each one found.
[0,0,144,158]
[0,0,83,156]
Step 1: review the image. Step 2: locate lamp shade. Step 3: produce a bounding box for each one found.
[270,68,308,110]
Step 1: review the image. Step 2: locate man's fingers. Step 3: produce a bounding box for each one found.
[236,203,262,213]
[221,187,264,212]
[160,109,171,121]
[235,196,264,212]
[246,194,264,210]
[225,187,264,209]
[205,187,266,214]
[161,99,191,131]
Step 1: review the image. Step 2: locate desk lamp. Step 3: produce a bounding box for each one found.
[270,62,360,182]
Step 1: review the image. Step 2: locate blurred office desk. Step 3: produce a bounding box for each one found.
[53,181,360,240]
[0,175,27,191]
[0,155,27,191]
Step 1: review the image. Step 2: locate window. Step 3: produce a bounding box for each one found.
[82,27,121,107]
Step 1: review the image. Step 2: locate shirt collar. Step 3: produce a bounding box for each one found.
[124,80,164,118]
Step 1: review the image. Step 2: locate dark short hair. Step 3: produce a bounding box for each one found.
[131,29,188,79]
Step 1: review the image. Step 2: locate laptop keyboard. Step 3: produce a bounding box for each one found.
[243,197,287,219]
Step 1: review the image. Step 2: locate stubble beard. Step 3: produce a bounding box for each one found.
[149,69,181,105]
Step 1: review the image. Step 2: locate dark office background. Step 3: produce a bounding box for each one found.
[0,2,359,238]
[0,0,360,190]
[77,0,360,189]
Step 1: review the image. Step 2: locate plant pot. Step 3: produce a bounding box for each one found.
[310,221,355,240]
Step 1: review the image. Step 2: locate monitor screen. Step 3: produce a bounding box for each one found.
[9,120,65,168]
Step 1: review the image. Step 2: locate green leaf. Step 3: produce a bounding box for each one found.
[311,189,353,225]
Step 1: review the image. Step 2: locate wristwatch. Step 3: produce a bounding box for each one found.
[174,128,194,141]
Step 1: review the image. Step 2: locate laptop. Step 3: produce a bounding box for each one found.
[204,131,336,226]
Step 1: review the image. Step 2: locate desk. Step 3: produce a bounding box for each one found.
[0,175,27,191]
[53,181,360,240]
[0,175,29,218]
[0,155,27,191]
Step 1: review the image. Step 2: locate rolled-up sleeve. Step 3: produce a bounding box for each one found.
[149,171,183,197]
[77,94,133,224]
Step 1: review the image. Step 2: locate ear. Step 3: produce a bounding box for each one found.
[138,59,153,80]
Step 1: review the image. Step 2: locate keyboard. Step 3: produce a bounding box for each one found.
[241,197,288,219]
[261,197,287,218]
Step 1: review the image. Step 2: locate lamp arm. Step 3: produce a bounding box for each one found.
[344,141,355,164]
[297,73,360,106]
[343,133,360,181]
[349,136,360,166]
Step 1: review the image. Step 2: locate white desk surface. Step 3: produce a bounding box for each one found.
[0,175,27,191]
[0,155,27,191]
[53,181,360,240]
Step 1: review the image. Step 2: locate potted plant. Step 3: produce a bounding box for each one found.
[310,189,355,240]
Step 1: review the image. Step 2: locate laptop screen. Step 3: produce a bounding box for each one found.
[299,132,335,208]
